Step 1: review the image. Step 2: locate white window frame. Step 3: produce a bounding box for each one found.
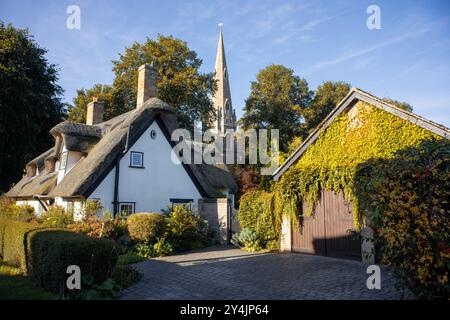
[130,151,144,168]
[119,202,135,215]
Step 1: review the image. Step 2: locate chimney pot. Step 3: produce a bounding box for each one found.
[86,98,104,125]
[136,63,157,108]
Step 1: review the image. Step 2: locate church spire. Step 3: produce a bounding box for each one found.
[212,28,236,134]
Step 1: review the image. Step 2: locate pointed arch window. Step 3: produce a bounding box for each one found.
[224,67,228,79]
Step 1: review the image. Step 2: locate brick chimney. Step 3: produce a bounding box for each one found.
[86,97,104,125]
[136,63,157,108]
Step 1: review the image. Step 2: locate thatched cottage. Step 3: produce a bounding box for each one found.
[5,64,237,228]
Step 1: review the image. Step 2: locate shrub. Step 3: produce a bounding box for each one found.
[166,206,208,251]
[0,218,46,270]
[27,229,119,296]
[68,215,127,241]
[0,197,35,222]
[153,238,173,256]
[117,251,144,265]
[83,199,103,217]
[78,276,119,300]
[134,243,154,259]
[39,206,73,228]
[127,213,165,243]
[111,264,142,289]
[231,228,261,252]
[355,138,450,299]
[238,190,279,250]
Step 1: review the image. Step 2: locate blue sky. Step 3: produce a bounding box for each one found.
[1,0,449,126]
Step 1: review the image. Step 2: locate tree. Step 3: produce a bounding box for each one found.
[303,81,351,132]
[382,97,413,112]
[0,22,65,192]
[68,35,215,131]
[239,64,312,152]
[67,84,119,123]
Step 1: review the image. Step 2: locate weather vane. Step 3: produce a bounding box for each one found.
[218,22,224,30]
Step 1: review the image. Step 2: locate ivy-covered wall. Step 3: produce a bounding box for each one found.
[296,102,438,169]
[275,101,441,227]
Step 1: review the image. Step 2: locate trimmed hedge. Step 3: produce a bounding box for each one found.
[0,218,46,270]
[27,230,118,295]
[127,213,165,243]
[0,218,119,296]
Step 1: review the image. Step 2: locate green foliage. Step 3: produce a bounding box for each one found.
[0,197,35,222]
[239,64,312,152]
[153,238,173,256]
[134,243,154,259]
[117,251,145,265]
[68,214,127,241]
[78,276,119,300]
[67,84,118,124]
[111,264,143,289]
[166,205,208,251]
[127,213,165,244]
[303,81,351,132]
[0,21,65,193]
[27,229,118,296]
[0,218,46,270]
[275,102,440,227]
[238,190,279,250]
[382,97,413,112]
[39,206,73,228]
[354,139,450,298]
[68,34,215,131]
[231,228,261,252]
[83,199,103,217]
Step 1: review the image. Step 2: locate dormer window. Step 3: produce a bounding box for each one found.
[130,151,144,168]
[60,152,68,170]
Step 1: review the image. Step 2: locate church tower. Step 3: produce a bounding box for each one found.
[212,29,237,135]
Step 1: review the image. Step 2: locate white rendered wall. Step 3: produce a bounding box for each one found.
[116,120,202,213]
[88,168,115,215]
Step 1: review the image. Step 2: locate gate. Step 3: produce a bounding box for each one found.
[291,189,361,260]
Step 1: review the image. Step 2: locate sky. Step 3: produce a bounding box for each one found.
[1,0,449,127]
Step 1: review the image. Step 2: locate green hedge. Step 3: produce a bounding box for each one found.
[0,218,46,270]
[27,230,118,295]
[127,213,165,243]
[0,218,119,296]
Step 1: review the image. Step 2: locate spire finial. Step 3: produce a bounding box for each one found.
[218,22,224,31]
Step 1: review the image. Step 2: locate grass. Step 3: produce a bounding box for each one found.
[0,262,56,300]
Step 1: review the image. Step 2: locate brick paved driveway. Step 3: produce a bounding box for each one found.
[120,245,411,300]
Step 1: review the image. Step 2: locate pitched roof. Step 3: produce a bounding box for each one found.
[7,97,237,199]
[6,147,57,198]
[272,88,450,181]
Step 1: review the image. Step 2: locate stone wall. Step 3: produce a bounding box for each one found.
[198,198,230,244]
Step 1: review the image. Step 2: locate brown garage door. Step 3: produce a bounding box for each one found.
[292,189,361,260]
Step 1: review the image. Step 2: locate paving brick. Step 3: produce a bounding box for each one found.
[120,245,413,300]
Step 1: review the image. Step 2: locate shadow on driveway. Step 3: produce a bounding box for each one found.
[120,245,411,300]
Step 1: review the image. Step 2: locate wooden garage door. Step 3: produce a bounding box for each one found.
[292,189,361,260]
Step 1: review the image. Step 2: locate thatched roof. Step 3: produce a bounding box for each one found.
[7,97,237,200]
[6,147,57,198]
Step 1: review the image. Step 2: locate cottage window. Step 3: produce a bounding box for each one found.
[130,151,144,168]
[119,202,135,215]
[60,152,68,170]
[170,198,193,209]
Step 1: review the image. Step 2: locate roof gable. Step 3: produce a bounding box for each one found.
[272,88,450,181]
